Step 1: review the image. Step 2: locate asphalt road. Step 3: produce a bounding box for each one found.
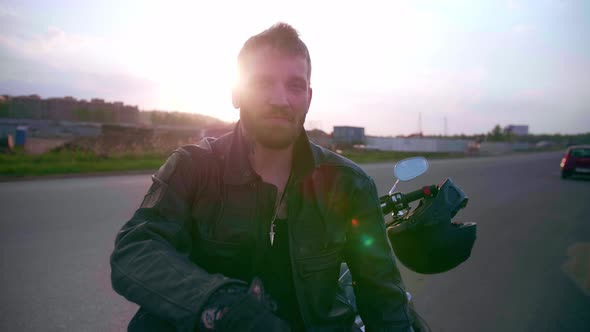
[1,151,589,331]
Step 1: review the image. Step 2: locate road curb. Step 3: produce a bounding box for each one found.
[0,169,155,182]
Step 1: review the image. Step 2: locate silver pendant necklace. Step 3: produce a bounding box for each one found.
[270,174,290,247]
[269,221,276,246]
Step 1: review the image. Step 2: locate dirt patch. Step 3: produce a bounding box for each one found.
[25,137,72,155]
[53,131,199,156]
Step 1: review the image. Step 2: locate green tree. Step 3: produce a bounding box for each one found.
[487,124,505,142]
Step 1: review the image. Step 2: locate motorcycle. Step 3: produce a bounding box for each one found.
[338,157,477,331]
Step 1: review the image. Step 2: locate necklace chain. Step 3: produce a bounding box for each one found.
[269,174,291,247]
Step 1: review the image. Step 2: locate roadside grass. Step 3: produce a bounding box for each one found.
[0,148,467,178]
[0,150,166,177]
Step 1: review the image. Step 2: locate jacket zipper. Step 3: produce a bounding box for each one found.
[286,177,311,329]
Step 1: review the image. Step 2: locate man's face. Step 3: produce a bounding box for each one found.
[233,46,312,150]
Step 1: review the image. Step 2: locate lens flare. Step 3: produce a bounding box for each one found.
[361,234,374,247]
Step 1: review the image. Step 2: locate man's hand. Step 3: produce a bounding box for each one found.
[198,278,290,332]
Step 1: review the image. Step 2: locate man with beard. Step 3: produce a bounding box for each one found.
[110,23,414,332]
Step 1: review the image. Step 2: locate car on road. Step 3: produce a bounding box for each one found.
[560,145,590,178]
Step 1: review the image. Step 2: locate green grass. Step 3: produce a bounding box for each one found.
[0,149,467,178]
[0,150,166,177]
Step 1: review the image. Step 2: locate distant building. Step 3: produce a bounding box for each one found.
[1,95,139,124]
[0,118,102,138]
[504,125,529,136]
[366,136,471,153]
[333,126,365,145]
[307,129,333,148]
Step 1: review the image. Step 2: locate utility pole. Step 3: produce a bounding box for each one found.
[418,112,423,136]
[444,116,448,137]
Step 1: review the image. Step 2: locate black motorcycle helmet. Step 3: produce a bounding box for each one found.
[387,178,477,274]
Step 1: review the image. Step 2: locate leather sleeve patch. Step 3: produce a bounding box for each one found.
[155,152,182,183]
[140,152,182,208]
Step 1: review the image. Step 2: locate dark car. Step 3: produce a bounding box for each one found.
[560,145,590,178]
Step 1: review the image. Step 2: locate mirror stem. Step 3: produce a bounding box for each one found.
[388,179,400,196]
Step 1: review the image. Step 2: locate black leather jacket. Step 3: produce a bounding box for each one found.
[110,124,412,331]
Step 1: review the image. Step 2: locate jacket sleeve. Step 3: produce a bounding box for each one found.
[110,147,244,332]
[344,177,413,332]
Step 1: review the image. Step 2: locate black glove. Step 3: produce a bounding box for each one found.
[197,278,290,332]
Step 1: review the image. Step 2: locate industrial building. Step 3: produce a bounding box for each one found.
[333,126,365,146]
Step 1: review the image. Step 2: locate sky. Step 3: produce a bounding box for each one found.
[0,0,589,136]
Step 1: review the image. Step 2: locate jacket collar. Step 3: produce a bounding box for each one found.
[222,121,318,185]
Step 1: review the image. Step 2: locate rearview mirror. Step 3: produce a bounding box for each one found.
[394,157,429,181]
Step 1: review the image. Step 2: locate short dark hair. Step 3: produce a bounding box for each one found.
[237,22,311,80]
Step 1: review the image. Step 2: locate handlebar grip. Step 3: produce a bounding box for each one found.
[403,185,438,204]
[380,185,438,215]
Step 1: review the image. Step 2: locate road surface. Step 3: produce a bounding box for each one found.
[1,151,589,331]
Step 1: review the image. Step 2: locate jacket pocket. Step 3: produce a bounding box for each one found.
[296,248,342,279]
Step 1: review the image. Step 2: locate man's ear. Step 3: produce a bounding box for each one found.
[306,86,313,111]
[232,86,241,109]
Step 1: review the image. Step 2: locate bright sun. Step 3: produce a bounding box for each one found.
[159,63,240,123]
[119,1,247,123]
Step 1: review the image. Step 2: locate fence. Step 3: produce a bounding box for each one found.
[365,136,471,153]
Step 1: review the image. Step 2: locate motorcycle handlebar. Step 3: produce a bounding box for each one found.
[404,185,438,204]
[380,185,438,215]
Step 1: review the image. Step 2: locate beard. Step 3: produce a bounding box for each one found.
[240,107,306,150]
